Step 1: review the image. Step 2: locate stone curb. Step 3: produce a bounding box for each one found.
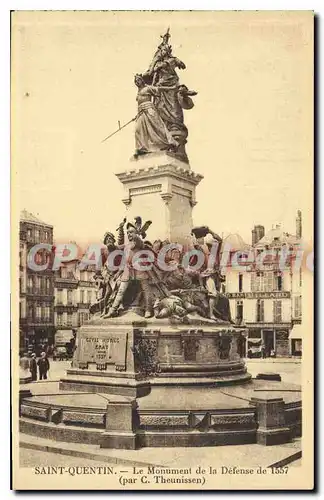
[19,438,162,468]
[246,359,301,364]
[268,450,302,468]
[20,436,301,469]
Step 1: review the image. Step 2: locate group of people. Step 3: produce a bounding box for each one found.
[91,218,233,324]
[20,351,50,381]
[260,345,276,359]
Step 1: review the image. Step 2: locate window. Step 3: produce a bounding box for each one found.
[264,272,274,292]
[275,272,282,291]
[35,229,40,243]
[251,272,261,292]
[256,299,264,322]
[27,228,32,240]
[57,313,63,326]
[273,300,282,322]
[27,304,33,320]
[43,306,50,321]
[80,290,85,303]
[251,271,275,292]
[236,300,243,324]
[57,289,63,304]
[36,275,41,291]
[44,231,48,241]
[294,296,302,319]
[86,290,91,304]
[67,290,73,305]
[35,305,42,320]
[27,276,33,292]
[67,313,73,327]
[61,267,68,279]
[34,251,43,265]
[79,312,89,326]
[238,273,243,292]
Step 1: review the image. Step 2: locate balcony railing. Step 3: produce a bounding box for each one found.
[54,304,78,313]
[56,323,78,329]
[26,287,54,296]
[25,317,54,325]
[78,302,91,309]
[245,320,291,327]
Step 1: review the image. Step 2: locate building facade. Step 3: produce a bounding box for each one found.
[19,210,55,353]
[54,260,97,340]
[223,218,303,358]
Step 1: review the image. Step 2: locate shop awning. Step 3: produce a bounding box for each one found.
[289,324,303,340]
[55,330,74,344]
[248,338,262,345]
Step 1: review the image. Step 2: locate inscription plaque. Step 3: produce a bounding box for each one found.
[76,331,128,369]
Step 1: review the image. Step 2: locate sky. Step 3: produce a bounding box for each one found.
[12,11,313,247]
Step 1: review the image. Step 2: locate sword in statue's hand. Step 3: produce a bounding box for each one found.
[101,115,138,143]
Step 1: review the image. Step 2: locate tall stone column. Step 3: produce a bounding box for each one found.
[115,152,203,244]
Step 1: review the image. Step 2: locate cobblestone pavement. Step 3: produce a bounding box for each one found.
[42,358,301,386]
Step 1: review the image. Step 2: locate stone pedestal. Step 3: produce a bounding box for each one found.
[115,153,203,244]
[22,314,300,450]
[60,313,250,397]
[250,395,291,446]
[101,399,138,450]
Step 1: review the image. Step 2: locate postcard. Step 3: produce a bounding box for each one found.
[11,10,314,490]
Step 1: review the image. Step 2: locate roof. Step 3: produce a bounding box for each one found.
[20,209,53,228]
[222,233,251,252]
[255,226,300,248]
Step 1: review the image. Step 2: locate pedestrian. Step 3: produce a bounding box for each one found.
[261,344,266,359]
[29,353,37,381]
[37,351,50,380]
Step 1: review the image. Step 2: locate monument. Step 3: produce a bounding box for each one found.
[19,30,301,450]
[115,29,203,243]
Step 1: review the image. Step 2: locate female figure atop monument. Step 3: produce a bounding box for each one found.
[142,31,197,161]
[134,74,177,156]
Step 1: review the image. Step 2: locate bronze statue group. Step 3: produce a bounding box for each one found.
[91,217,233,324]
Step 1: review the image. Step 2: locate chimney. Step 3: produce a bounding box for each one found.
[252,225,265,246]
[296,210,302,239]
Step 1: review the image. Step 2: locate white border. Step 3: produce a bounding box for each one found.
[2,1,321,497]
